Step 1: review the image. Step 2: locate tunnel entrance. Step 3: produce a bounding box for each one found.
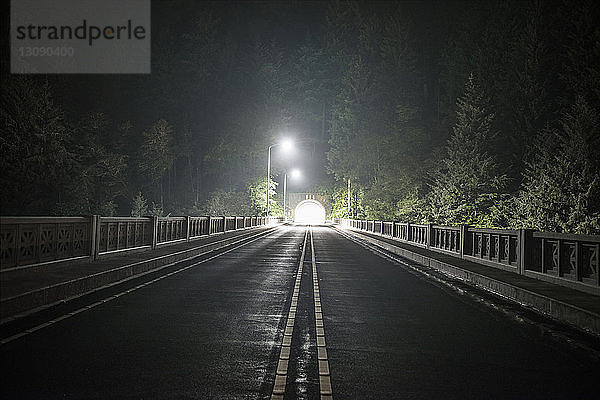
[294,199,326,225]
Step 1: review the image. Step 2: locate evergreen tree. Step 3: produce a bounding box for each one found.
[139,119,174,208]
[427,74,508,226]
[59,112,127,216]
[246,175,278,216]
[130,192,148,217]
[0,76,74,214]
[326,3,428,220]
[202,189,252,216]
[516,97,600,234]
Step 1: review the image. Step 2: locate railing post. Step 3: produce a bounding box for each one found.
[208,217,213,235]
[222,216,227,232]
[407,222,411,242]
[186,216,191,242]
[460,225,468,258]
[519,229,533,275]
[151,216,158,249]
[234,216,238,230]
[427,223,433,249]
[98,216,104,255]
[391,221,396,238]
[90,215,99,260]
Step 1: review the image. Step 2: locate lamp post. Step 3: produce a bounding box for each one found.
[266,139,293,217]
[283,171,287,221]
[348,178,351,217]
[283,168,301,221]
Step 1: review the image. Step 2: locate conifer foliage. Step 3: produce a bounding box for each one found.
[517,98,600,234]
[428,75,508,226]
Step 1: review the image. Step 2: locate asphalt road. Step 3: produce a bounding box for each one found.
[1,225,598,399]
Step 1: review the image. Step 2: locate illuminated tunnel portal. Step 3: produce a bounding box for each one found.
[294,199,326,225]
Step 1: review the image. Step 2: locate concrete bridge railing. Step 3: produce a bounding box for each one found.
[0,215,278,272]
[337,219,599,295]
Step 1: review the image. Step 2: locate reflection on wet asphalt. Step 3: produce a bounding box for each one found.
[285,246,319,399]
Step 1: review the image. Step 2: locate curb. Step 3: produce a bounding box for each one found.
[337,227,600,337]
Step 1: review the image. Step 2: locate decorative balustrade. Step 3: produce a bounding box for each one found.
[236,217,245,230]
[98,217,153,253]
[189,217,210,238]
[431,225,461,255]
[374,221,383,234]
[411,224,429,247]
[157,217,187,244]
[382,222,393,236]
[225,217,236,231]
[0,215,276,271]
[393,223,408,240]
[529,232,598,287]
[464,227,519,271]
[210,217,224,233]
[0,217,91,270]
[337,218,599,293]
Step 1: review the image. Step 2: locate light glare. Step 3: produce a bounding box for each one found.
[294,200,325,225]
[281,138,293,152]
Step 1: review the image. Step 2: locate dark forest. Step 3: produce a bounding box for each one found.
[1,0,599,234]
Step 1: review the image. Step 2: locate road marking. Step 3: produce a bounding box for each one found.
[310,227,334,400]
[271,228,308,400]
[1,227,286,346]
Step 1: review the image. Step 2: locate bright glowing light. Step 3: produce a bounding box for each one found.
[290,168,301,180]
[281,138,293,152]
[294,200,326,225]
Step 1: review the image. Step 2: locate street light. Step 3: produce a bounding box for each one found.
[266,138,293,217]
[281,138,293,152]
[283,168,301,221]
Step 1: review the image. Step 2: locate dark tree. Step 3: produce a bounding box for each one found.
[516,98,600,234]
[427,74,508,226]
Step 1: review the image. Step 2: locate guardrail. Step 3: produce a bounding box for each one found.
[336,218,599,295]
[1,215,277,271]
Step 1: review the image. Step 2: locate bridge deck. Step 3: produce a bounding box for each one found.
[1,225,598,399]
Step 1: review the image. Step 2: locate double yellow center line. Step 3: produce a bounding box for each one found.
[271,229,307,399]
[311,227,333,399]
[271,227,333,400]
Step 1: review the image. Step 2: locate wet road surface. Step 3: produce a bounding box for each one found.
[1,225,598,399]
[313,227,598,399]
